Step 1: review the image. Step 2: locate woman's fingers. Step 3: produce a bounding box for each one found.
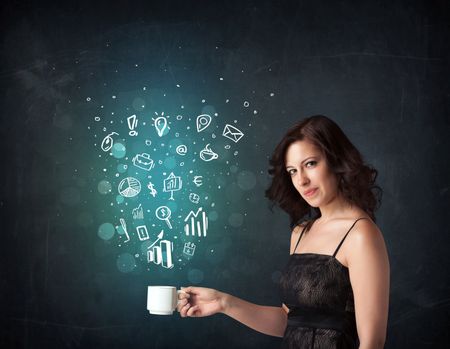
[177,298,188,312]
[187,305,199,317]
[179,302,191,317]
[178,292,190,300]
[178,301,200,318]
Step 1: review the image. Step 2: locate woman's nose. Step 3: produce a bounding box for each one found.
[298,171,309,186]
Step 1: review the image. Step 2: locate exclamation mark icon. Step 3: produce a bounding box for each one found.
[127,114,138,136]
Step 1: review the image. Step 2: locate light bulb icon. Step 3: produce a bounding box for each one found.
[154,114,168,137]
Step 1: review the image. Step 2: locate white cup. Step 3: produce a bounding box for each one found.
[147,286,183,315]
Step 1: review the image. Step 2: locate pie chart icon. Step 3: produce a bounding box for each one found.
[118,177,141,197]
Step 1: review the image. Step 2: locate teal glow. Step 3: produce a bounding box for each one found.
[97,180,112,194]
[166,200,178,213]
[117,163,128,173]
[98,223,115,240]
[116,195,124,204]
[208,211,218,221]
[132,97,145,111]
[164,156,177,169]
[112,142,126,159]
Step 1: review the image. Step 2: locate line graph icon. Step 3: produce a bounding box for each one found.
[184,207,208,237]
[132,204,144,219]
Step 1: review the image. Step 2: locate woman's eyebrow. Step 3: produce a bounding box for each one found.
[285,156,317,169]
[300,156,316,165]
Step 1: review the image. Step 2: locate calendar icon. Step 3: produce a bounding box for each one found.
[183,242,196,257]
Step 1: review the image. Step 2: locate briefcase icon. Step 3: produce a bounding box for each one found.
[132,153,155,171]
[222,124,244,143]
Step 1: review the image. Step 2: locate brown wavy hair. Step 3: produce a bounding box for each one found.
[265,115,382,229]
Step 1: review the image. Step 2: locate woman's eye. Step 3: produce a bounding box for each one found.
[306,161,317,168]
[287,169,296,176]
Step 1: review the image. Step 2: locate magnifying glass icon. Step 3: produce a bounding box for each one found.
[155,206,172,229]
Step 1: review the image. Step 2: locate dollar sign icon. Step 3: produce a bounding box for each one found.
[147,182,157,197]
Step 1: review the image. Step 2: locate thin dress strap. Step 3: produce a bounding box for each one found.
[332,217,368,258]
[293,224,308,254]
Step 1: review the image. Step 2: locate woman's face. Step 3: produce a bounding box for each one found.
[285,140,339,207]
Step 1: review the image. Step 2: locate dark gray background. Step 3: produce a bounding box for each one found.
[1,1,449,348]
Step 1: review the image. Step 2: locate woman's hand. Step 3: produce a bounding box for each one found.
[177,286,227,318]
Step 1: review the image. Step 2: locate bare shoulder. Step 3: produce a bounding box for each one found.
[291,221,308,238]
[345,217,389,266]
[349,218,384,244]
[289,221,308,254]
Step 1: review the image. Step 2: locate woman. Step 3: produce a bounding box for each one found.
[178,115,390,349]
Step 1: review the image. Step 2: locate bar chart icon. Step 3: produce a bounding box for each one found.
[147,239,174,269]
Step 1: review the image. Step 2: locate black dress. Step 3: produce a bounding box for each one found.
[279,217,368,349]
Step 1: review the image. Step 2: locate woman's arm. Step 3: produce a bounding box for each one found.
[222,293,288,337]
[346,219,390,349]
[178,286,288,337]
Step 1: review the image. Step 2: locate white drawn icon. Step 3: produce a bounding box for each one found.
[184,207,208,237]
[193,176,203,187]
[132,153,155,171]
[196,114,212,132]
[136,225,150,241]
[147,231,174,269]
[183,242,196,257]
[222,124,244,143]
[176,144,187,156]
[127,115,138,136]
[147,182,157,197]
[132,204,144,219]
[163,172,182,200]
[189,193,200,204]
[118,218,130,243]
[200,144,219,162]
[154,113,168,137]
[155,206,173,229]
[118,177,141,197]
[148,230,164,250]
[101,132,118,152]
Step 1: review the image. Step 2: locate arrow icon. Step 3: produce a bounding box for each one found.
[148,230,164,249]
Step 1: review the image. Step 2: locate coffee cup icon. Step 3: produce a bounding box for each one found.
[199,144,219,162]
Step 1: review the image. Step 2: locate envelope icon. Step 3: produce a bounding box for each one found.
[222,124,244,143]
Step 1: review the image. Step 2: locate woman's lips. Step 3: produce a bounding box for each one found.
[304,188,318,197]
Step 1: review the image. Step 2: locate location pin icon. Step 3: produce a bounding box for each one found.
[155,116,167,137]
